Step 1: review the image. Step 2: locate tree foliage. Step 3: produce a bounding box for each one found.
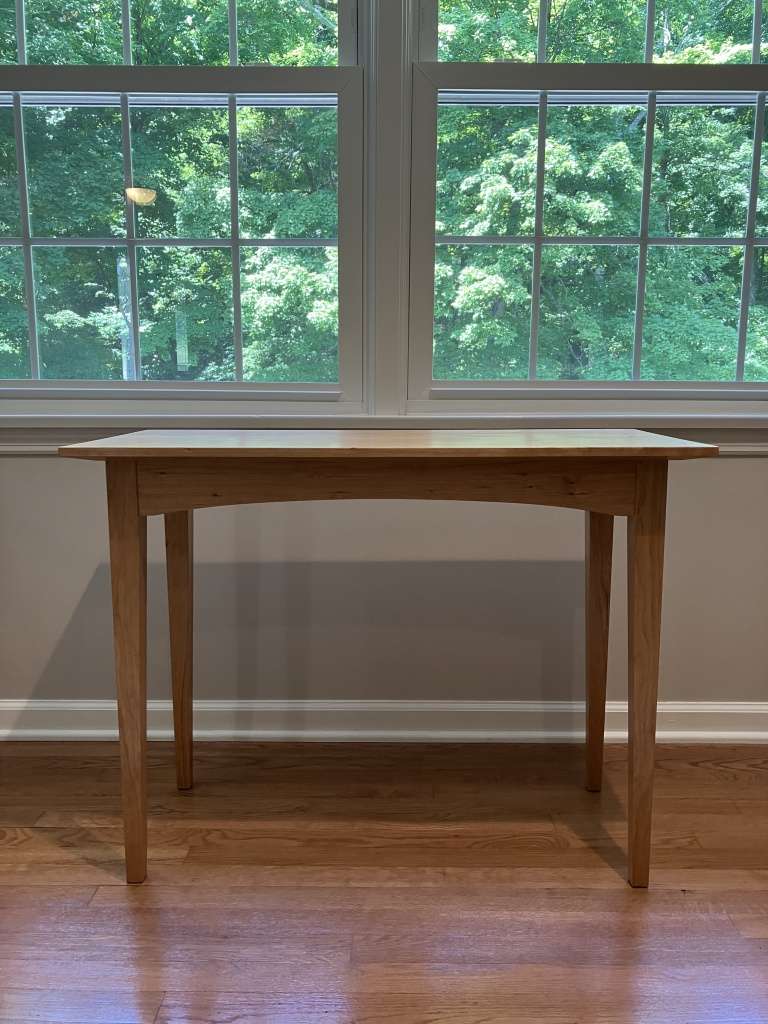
[434,0,768,381]
[0,0,767,381]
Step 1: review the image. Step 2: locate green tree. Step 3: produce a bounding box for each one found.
[1,0,767,383]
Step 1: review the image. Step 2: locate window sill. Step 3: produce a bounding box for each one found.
[2,407,768,456]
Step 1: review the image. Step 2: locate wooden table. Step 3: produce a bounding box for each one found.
[59,428,718,887]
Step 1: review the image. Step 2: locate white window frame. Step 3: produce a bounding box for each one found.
[0,0,365,412]
[406,0,768,414]
[2,0,768,428]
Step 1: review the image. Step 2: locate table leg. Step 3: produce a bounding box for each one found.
[165,510,194,791]
[585,511,613,793]
[627,460,668,888]
[106,460,148,885]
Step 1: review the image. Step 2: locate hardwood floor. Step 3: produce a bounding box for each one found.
[0,741,767,1023]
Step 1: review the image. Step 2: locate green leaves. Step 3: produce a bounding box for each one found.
[241,247,338,382]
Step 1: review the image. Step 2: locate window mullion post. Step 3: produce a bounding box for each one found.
[338,0,358,64]
[644,0,655,63]
[15,0,25,64]
[228,95,244,381]
[121,0,133,65]
[536,0,548,61]
[632,92,656,381]
[528,92,547,380]
[228,0,237,66]
[753,0,763,63]
[736,91,765,380]
[120,94,142,381]
[417,0,438,61]
[13,94,39,379]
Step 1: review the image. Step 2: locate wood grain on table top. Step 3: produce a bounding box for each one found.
[59,428,718,460]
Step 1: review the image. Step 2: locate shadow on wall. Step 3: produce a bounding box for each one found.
[33,561,584,703]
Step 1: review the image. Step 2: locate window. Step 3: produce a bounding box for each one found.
[409,0,768,399]
[1,0,768,415]
[0,0,362,401]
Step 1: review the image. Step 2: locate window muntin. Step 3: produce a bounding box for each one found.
[413,0,768,394]
[0,106,19,234]
[0,90,346,383]
[25,104,126,238]
[756,108,768,234]
[34,245,130,380]
[652,0,754,64]
[745,247,768,378]
[543,104,645,237]
[6,0,341,66]
[433,243,533,380]
[25,0,124,65]
[0,0,16,64]
[0,4,355,391]
[436,103,538,236]
[241,245,338,382]
[547,0,647,63]
[641,244,744,380]
[437,0,765,64]
[426,90,765,384]
[436,0,537,62]
[537,244,638,380]
[137,244,235,380]
[130,0,229,67]
[649,103,754,238]
[237,103,338,239]
[0,247,28,376]
[237,0,339,66]
[131,104,231,238]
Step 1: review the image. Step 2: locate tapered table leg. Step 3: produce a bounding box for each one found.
[585,511,614,793]
[165,510,194,791]
[106,460,148,884]
[627,460,668,888]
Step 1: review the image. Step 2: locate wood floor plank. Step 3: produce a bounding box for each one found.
[0,988,163,1024]
[1,742,767,1023]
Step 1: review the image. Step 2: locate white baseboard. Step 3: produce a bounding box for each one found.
[0,699,767,742]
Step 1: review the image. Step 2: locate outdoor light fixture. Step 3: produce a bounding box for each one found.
[125,187,157,205]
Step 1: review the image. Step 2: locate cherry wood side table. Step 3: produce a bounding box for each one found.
[59,428,717,887]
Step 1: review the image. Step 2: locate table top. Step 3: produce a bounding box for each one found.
[59,428,718,461]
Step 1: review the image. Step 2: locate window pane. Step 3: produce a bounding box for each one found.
[137,246,234,380]
[756,109,768,236]
[25,105,125,238]
[238,0,338,66]
[0,0,17,62]
[241,246,338,382]
[25,0,123,64]
[653,0,753,63]
[537,245,637,380]
[547,0,646,62]
[641,245,742,380]
[433,244,532,380]
[35,246,132,379]
[131,0,228,66]
[436,104,538,237]
[744,248,768,381]
[131,105,229,238]
[238,106,337,239]
[437,0,537,61]
[650,105,754,237]
[544,105,645,237]
[0,248,29,377]
[0,107,20,235]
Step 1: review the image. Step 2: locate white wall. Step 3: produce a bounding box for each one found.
[1,453,767,712]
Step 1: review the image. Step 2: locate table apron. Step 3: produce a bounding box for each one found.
[134,456,641,516]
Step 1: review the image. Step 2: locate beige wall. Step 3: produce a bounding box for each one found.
[1,453,767,704]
